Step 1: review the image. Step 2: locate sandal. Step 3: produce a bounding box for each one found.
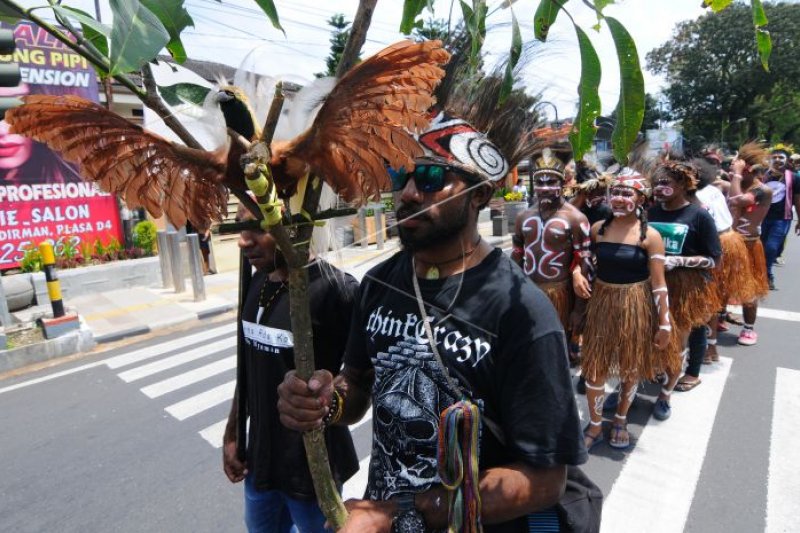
[704,344,718,364]
[725,312,744,326]
[609,418,631,449]
[583,423,604,452]
[674,375,701,392]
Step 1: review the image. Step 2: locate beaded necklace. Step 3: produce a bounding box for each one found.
[256,277,286,324]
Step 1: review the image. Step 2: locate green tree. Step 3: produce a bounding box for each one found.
[411,17,451,43]
[315,14,356,78]
[647,2,800,149]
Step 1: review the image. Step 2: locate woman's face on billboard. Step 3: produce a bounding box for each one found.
[0,84,33,171]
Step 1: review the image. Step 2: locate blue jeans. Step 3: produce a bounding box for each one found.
[244,475,330,533]
[760,218,792,282]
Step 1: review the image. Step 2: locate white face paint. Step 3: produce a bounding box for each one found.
[534,175,563,204]
[653,181,676,203]
[610,195,636,217]
[609,186,638,217]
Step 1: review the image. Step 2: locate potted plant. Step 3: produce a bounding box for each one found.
[503,190,527,231]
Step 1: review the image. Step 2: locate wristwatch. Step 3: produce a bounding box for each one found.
[391,494,427,533]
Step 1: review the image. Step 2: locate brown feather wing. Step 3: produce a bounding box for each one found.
[278,40,450,203]
[6,95,229,230]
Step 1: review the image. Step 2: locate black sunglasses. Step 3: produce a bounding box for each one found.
[388,164,477,193]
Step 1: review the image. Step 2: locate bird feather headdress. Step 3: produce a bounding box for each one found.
[5,40,451,230]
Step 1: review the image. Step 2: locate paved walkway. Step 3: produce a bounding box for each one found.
[66,221,512,344]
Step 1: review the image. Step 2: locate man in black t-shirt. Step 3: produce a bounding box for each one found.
[222,207,358,532]
[278,113,587,533]
[761,147,800,288]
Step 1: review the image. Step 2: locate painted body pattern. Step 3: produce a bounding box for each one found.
[521,215,570,280]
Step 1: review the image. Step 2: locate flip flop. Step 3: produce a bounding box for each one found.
[674,376,701,392]
[583,426,604,452]
[609,423,631,450]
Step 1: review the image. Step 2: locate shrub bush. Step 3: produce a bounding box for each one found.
[132,220,157,255]
[19,245,42,273]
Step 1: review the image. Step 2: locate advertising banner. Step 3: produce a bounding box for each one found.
[0,21,122,270]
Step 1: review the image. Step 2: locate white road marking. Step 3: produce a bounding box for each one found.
[117,337,236,383]
[200,419,228,449]
[728,305,800,323]
[351,410,373,432]
[766,367,800,533]
[165,380,236,421]
[342,455,372,500]
[105,323,236,369]
[600,356,732,533]
[0,361,105,395]
[140,355,236,398]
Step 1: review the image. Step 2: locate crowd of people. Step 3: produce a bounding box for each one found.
[512,141,799,454]
[210,37,799,530]
[220,137,798,532]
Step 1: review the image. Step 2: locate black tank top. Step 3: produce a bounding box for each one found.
[594,242,650,284]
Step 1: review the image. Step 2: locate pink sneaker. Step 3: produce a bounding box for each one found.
[738,329,758,346]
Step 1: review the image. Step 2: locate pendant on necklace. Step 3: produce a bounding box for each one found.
[425,265,440,280]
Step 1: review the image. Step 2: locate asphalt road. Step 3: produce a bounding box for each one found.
[1,238,799,532]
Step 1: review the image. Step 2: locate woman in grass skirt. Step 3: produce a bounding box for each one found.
[648,161,722,421]
[582,170,673,451]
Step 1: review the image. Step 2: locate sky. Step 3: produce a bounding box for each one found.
[26,0,708,119]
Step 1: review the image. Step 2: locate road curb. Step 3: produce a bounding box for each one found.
[0,323,95,373]
[94,304,236,345]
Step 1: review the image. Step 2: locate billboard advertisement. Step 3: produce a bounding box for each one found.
[0,21,122,270]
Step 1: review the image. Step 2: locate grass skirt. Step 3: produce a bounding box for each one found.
[744,237,770,300]
[582,279,670,382]
[539,279,574,331]
[666,268,719,333]
[716,231,758,304]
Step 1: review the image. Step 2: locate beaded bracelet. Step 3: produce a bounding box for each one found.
[322,389,343,426]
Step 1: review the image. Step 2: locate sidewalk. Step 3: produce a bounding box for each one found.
[1,221,513,371]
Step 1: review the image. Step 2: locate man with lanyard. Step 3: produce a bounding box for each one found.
[512,151,593,366]
[222,205,359,532]
[277,112,587,532]
[760,146,800,289]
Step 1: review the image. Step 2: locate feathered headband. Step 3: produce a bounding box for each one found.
[769,142,794,156]
[612,167,649,195]
[531,148,568,181]
[654,160,699,191]
[416,111,509,182]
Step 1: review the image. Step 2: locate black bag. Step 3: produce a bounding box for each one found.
[555,465,603,533]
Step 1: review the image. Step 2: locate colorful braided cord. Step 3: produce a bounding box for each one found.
[437,400,483,533]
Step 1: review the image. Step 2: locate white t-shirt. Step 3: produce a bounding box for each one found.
[696,185,733,232]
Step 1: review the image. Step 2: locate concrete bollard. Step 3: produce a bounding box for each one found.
[0,276,12,328]
[492,216,507,237]
[39,242,65,318]
[167,231,186,293]
[358,207,368,248]
[186,234,206,302]
[156,231,174,289]
[37,242,80,339]
[30,272,50,307]
[374,206,384,250]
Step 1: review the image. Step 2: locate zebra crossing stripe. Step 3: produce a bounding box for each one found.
[165,380,236,421]
[140,356,236,398]
[118,337,236,383]
[200,419,228,448]
[343,456,372,500]
[766,367,800,533]
[105,323,236,369]
[600,356,732,533]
